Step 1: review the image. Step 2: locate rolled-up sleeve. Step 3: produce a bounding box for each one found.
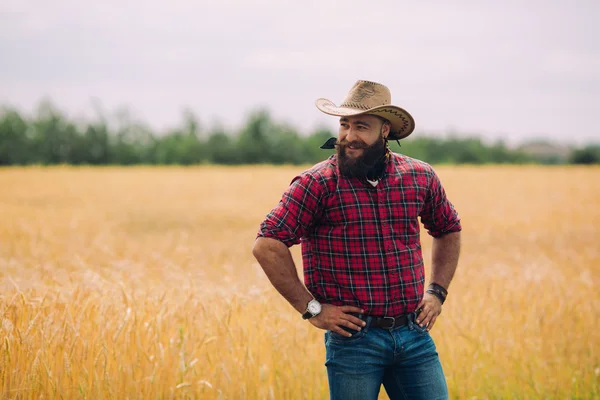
[419,171,462,238]
[257,173,324,247]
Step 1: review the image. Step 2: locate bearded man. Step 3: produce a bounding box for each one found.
[252,80,462,400]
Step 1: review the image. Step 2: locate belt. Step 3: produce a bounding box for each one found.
[357,313,413,330]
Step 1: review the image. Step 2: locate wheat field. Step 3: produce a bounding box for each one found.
[0,165,599,399]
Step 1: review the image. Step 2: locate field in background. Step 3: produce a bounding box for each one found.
[0,165,599,399]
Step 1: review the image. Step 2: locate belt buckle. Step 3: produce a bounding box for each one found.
[383,316,396,329]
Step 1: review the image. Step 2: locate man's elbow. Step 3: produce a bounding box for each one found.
[252,237,283,260]
[252,237,267,260]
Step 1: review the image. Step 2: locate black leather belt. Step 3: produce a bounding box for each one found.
[357,313,412,330]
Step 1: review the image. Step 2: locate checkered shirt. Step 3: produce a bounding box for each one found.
[256,152,462,317]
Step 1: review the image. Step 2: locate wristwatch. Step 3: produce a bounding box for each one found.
[302,299,322,319]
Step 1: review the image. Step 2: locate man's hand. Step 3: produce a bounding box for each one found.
[415,292,443,331]
[308,304,366,337]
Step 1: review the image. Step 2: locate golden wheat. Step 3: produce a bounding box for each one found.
[0,165,599,399]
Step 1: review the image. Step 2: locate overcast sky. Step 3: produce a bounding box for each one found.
[1,0,599,145]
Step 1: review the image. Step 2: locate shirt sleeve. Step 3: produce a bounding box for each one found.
[256,173,324,247]
[419,170,462,238]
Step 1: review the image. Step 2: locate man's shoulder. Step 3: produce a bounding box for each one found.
[294,155,338,184]
[390,152,436,176]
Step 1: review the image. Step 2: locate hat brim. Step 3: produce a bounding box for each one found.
[315,98,415,140]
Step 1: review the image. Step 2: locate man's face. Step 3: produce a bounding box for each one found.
[336,115,390,178]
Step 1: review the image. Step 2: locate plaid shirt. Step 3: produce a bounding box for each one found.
[257,151,461,317]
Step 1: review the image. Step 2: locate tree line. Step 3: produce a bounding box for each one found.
[1,101,598,166]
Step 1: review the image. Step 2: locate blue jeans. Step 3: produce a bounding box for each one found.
[324,313,448,400]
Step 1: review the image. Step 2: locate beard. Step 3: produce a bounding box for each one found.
[337,133,386,179]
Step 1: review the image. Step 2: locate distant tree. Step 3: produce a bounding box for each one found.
[0,108,30,165]
[569,145,600,164]
[152,110,206,165]
[205,130,236,164]
[303,128,337,164]
[236,110,273,164]
[28,100,85,164]
[80,122,110,164]
[110,124,155,165]
[266,125,305,164]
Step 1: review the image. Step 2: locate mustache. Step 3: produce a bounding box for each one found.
[320,137,375,150]
[337,140,368,149]
[321,135,388,150]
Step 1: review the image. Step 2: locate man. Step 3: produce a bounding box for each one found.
[252,80,461,400]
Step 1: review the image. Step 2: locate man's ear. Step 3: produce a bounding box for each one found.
[382,122,391,139]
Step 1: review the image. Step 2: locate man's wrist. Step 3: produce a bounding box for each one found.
[302,299,322,319]
[426,289,445,304]
[429,282,448,295]
[426,283,448,304]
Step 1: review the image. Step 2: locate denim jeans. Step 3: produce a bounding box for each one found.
[324,313,448,400]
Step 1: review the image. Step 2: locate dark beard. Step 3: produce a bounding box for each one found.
[337,134,386,179]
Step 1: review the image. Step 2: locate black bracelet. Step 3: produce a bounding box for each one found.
[426,289,446,304]
[428,283,448,296]
[428,286,447,299]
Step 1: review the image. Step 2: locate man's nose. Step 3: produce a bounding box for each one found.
[346,128,359,142]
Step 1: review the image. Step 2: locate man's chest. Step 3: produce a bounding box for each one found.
[320,176,429,227]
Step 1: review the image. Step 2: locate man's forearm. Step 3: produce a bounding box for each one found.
[430,231,461,289]
[252,237,314,314]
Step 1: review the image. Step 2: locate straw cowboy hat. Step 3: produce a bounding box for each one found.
[315,80,415,140]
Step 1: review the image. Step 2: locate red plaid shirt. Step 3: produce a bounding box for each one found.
[257,151,461,317]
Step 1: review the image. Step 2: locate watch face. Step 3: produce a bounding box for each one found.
[308,300,321,314]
